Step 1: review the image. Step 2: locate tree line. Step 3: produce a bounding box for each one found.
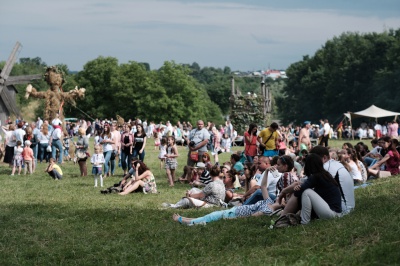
[3,28,399,128]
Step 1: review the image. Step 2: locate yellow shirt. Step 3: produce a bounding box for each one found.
[258,128,278,150]
[53,164,63,176]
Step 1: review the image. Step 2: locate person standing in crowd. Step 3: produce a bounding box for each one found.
[22,140,34,175]
[75,127,89,176]
[387,120,399,138]
[165,136,179,187]
[244,123,258,163]
[91,144,105,187]
[120,124,134,175]
[319,119,331,147]
[49,121,63,164]
[257,122,279,157]
[299,121,312,154]
[110,123,121,175]
[183,120,210,167]
[132,124,147,162]
[11,140,23,176]
[2,124,16,166]
[100,123,115,177]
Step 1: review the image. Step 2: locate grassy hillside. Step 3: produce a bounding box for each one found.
[0,139,398,265]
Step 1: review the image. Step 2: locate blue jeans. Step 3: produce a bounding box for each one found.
[132,149,145,162]
[103,150,113,175]
[51,139,63,164]
[364,157,374,166]
[189,208,238,225]
[31,144,38,166]
[120,150,132,172]
[39,143,50,163]
[246,155,253,163]
[243,189,276,205]
[48,169,62,179]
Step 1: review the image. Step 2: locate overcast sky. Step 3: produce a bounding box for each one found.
[1,0,400,71]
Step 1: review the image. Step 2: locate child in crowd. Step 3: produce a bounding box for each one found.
[158,136,167,169]
[220,133,232,153]
[165,136,179,186]
[22,140,34,175]
[91,144,105,187]
[45,157,63,180]
[63,136,71,161]
[11,141,23,176]
[154,132,160,150]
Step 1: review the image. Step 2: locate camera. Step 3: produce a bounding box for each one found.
[189,141,196,147]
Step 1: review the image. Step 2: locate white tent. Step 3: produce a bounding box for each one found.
[343,105,400,139]
[348,105,400,119]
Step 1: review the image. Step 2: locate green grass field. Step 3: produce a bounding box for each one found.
[0,138,399,265]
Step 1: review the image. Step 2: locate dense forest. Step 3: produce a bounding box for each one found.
[2,28,399,130]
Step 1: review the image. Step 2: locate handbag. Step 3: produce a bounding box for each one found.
[46,145,52,153]
[76,150,87,159]
[190,151,199,162]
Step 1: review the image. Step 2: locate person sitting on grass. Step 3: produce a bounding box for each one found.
[191,162,211,188]
[276,153,342,226]
[368,138,400,178]
[171,159,289,226]
[119,160,157,195]
[45,157,63,180]
[101,158,139,194]
[162,165,226,209]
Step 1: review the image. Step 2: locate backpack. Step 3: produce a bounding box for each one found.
[273,213,301,228]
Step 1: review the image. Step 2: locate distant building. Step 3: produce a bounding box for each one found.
[264,69,287,80]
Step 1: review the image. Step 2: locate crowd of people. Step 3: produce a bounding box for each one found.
[1,115,399,227]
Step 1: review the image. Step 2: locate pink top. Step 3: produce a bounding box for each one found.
[386,150,400,175]
[388,123,398,137]
[22,147,34,161]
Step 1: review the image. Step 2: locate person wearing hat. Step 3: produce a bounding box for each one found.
[299,121,312,155]
[191,162,211,187]
[162,165,225,209]
[22,140,34,175]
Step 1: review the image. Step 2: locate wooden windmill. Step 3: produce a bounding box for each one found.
[0,42,42,122]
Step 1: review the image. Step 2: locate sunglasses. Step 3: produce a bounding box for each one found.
[243,168,248,170]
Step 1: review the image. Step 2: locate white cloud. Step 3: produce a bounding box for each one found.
[1,0,399,71]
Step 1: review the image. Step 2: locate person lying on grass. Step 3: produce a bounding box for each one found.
[171,157,292,226]
[162,165,226,209]
[119,160,157,195]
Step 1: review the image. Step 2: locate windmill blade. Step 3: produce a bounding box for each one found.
[4,74,42,85]
[0,42,22,81]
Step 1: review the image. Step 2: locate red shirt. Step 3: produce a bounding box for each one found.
[244,131,257,156]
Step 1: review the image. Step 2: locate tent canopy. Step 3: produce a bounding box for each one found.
[345,105,400,120]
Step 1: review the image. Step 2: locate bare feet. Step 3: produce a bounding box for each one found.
[172,213,182,223]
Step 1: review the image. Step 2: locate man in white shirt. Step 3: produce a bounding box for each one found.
[49,122,63,164]
[319,119,331,147]
[242,156,282,205]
